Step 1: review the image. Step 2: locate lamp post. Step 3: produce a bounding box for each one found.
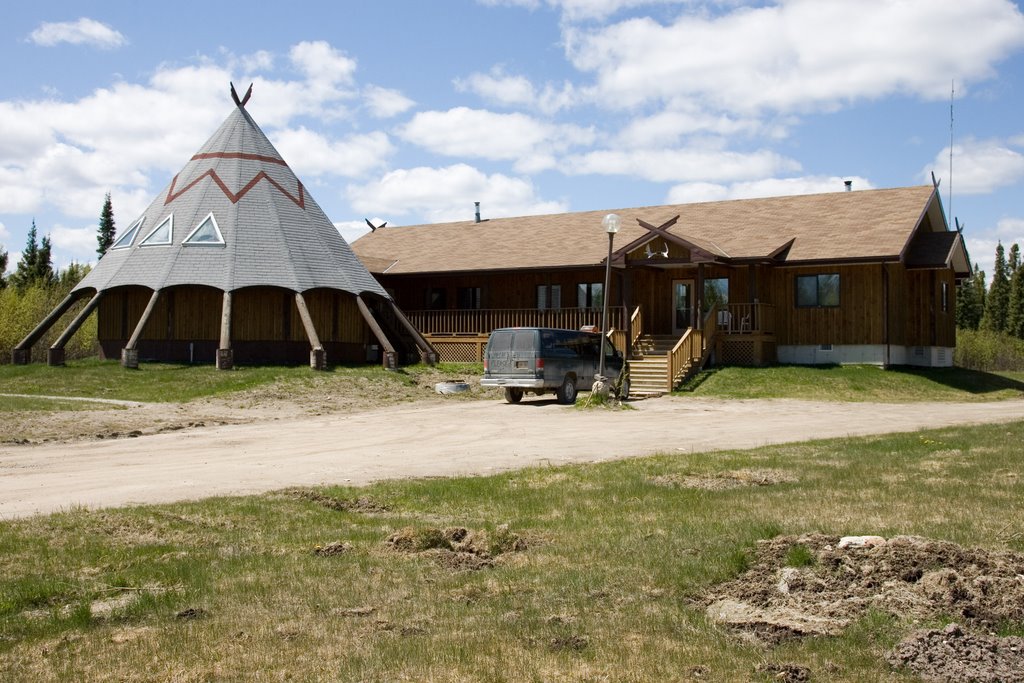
[596,213,621,390]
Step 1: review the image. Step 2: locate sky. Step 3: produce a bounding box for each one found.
[1,0,1023,280]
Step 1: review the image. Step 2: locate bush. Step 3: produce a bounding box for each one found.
[0,283,98,364]
[954,328,1024,371]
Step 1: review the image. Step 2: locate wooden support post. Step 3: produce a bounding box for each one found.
[388,300,437,365]
[696,262,706,324]
[355,295,398,370]
[122,289,161,369]
[12,292,81,364]
[48,291,105,366]
[294,292,326,370]
[216,290,234,370]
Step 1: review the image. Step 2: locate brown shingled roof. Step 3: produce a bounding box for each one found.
[351,185,942,275]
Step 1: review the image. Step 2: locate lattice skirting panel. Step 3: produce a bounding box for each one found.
[429,338,487,363]
[718,340,776,366]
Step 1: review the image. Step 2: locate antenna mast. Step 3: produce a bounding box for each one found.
[949,79,954,221]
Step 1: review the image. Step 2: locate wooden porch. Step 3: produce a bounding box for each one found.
[407,303,776,388]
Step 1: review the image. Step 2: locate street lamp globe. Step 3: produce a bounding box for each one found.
[602,213,621,234]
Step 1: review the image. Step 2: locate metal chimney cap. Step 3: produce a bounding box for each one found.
[844,180,853,191]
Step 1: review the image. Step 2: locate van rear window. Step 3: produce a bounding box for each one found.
[513,331,536,351]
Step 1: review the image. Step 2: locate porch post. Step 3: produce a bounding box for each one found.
[12,292,82,364]
[216,291,233,370]
[696,262,705,325]
[48,291,105,366]
[294,292,326,370]
[122,289,162,369]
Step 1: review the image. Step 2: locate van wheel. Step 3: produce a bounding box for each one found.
[557,376,577,404]
[504,387,524,404]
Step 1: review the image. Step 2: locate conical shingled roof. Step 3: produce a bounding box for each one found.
[74,102,388,299]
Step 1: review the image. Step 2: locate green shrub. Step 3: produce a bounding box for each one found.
[955,328,1024,371]
[0,283,98,364]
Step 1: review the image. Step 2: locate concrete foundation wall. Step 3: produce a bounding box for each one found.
[777,344,954,368]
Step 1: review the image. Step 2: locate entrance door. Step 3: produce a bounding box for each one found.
[672,279,694,335]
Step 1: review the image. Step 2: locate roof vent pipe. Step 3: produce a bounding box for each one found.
[844,180,853,192]
[474,201,481,223]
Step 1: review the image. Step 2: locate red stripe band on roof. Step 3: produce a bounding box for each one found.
[165,170,305,208]
[191,152,287,165]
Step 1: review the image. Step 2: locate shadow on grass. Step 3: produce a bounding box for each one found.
[887,366,1024,395]
[675,368,720,392]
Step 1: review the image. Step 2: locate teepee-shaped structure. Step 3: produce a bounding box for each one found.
[14,85,434,370]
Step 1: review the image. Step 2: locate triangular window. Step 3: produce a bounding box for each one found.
[140,215,173,246]
[183,213,225,245]
[110,218,143,250]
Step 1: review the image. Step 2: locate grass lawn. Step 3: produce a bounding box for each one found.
[2,420,1022,681]
[678,364,1024,402]
[0,359,478,405]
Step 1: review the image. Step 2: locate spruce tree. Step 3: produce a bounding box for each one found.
[11,221,41,291]
[981,242,1010,333]
[956,265,985,330]
[11,220,56,290]
[1008,244,1024,338]
[0,245,7,289]
[97,192,116,257]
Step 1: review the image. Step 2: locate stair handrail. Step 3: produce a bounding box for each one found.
[629,305,643,354]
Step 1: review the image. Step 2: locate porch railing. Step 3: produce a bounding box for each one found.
[715,302,775,335]
[668,303,718,388]
[407,306,627,336]
[629,305,643,352]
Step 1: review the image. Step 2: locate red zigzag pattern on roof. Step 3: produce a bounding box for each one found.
[165,153,305,208]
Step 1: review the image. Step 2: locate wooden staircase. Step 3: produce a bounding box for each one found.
[627,335,682,398]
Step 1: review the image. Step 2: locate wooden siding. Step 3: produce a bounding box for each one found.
[767,264,885,346]
[383,268,616,312]
[99,285,368,346]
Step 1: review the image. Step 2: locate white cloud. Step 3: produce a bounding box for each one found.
[666,175,874,204]
[0,221,9,241]
[567,0,1024,113]
[273,128,393,178]
[28,18,126,49]
[51,224,96,260]
[924,138,1024,195]
[398,107,594,171]
[616,104,779,147]
[995,217,1024,237]
[565,147,800,183]
[455,66,577,114]
[334,219,374,245]
[363,86,414,118]
[289,41,357,85]
[478,0,688,22]
[347,164,567,223]
[0,41,375,225]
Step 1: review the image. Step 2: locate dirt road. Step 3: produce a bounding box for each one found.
[3,396,1023,519]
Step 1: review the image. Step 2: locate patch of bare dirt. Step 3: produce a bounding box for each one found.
[1,366,488,445]
[754,662,811,682]
[285,488,390,513]
[887,623,1024,683]
[384,524,526,570]
[649,468,798,491]
[702,534,1024,680]
[312,541,353,556]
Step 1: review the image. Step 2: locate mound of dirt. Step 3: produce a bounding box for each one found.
[287,488,390,513]
[385,524,526,570]
[887,623,1024,683]
[703,534,1024,677]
